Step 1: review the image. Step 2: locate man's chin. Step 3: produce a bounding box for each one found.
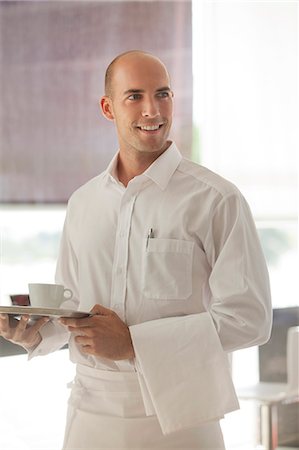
[135,137,171,154]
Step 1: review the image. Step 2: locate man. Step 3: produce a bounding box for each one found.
[0,50,272,449]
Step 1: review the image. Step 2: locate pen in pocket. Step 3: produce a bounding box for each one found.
[146,228,155,248]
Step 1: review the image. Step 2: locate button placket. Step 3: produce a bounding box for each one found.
[111,190,137,321]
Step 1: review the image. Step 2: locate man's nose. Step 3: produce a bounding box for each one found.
[141,98,159,118]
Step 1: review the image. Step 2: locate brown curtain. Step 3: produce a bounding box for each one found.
[0,0,192,203]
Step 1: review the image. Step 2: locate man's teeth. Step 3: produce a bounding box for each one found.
[139,125,161,131]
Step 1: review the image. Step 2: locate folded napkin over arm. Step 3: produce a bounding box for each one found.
[130,312,239,435]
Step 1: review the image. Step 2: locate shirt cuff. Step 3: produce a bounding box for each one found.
[130,312,239,435]
[27,320,70,360]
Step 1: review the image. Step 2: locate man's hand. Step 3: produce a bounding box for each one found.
[59,304,135,361]
[0,314,49,351]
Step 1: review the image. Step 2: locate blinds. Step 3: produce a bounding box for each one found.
[0,1,192,203]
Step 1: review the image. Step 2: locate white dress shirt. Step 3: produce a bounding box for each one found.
[30,142,272,433]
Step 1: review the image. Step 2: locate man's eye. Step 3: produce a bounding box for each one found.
[157,91,170,98]
[128,94,141,100]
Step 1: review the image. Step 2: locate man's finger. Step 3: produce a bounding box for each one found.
[0,313,8,323]
[0,314,9,333]
[12,316,31,341]
[16,315,30,332]
[90,304,112,316]
[60,317,86,328]
[60,315,101,328]
[75,335,92,345]
[67,325,88,333]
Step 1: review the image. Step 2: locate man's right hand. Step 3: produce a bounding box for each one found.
[0,314,49,351]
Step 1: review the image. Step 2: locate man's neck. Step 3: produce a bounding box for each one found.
[117,143,171,187]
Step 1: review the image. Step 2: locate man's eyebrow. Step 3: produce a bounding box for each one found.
[123,87,171,96]
[156,86,171,92]
[123,89,145,96]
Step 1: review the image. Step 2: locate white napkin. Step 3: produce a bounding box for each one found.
[130,312,239,435]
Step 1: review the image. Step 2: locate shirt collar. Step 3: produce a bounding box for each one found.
[143,142,182,190]
[105,141,182,190]
[105,152,120,185]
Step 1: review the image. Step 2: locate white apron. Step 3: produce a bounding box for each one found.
[62,364,225,450]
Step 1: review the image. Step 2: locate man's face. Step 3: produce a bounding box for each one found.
[102,55,173,155]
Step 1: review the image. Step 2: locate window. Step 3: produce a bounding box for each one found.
[192,2,298,447]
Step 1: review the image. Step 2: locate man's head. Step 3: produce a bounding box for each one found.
[104,50,171,98]
[100,50,174,156]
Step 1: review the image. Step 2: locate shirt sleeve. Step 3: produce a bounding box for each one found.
[205,190,272,351]
[130,189,272,434]
[28,205,80,359]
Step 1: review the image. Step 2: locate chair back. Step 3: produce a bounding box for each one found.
[259,306,299,383]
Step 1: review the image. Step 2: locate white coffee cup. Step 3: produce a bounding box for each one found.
[28,283,73,309]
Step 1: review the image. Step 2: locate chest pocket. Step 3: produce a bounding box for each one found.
[142,238,194,300]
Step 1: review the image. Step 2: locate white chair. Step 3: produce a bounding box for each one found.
[237,308,299,450]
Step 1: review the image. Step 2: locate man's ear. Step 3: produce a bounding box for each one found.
[100,96,114,121]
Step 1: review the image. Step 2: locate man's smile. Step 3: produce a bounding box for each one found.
[135,123,165,133]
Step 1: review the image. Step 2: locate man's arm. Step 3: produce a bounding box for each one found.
[204,191,272,351]
[128,189,271,434]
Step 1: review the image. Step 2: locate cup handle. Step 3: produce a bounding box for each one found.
[63,288,73,300]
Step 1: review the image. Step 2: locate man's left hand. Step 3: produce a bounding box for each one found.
[59,304,135,360]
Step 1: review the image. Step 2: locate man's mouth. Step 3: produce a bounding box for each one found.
[136,123,164,132]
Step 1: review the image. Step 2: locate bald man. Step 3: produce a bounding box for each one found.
[0,51,272,449]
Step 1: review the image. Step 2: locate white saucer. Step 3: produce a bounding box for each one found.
[0,306,91,320]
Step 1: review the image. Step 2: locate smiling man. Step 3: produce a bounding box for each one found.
[0,50,272,449]
[101,51,174,186]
